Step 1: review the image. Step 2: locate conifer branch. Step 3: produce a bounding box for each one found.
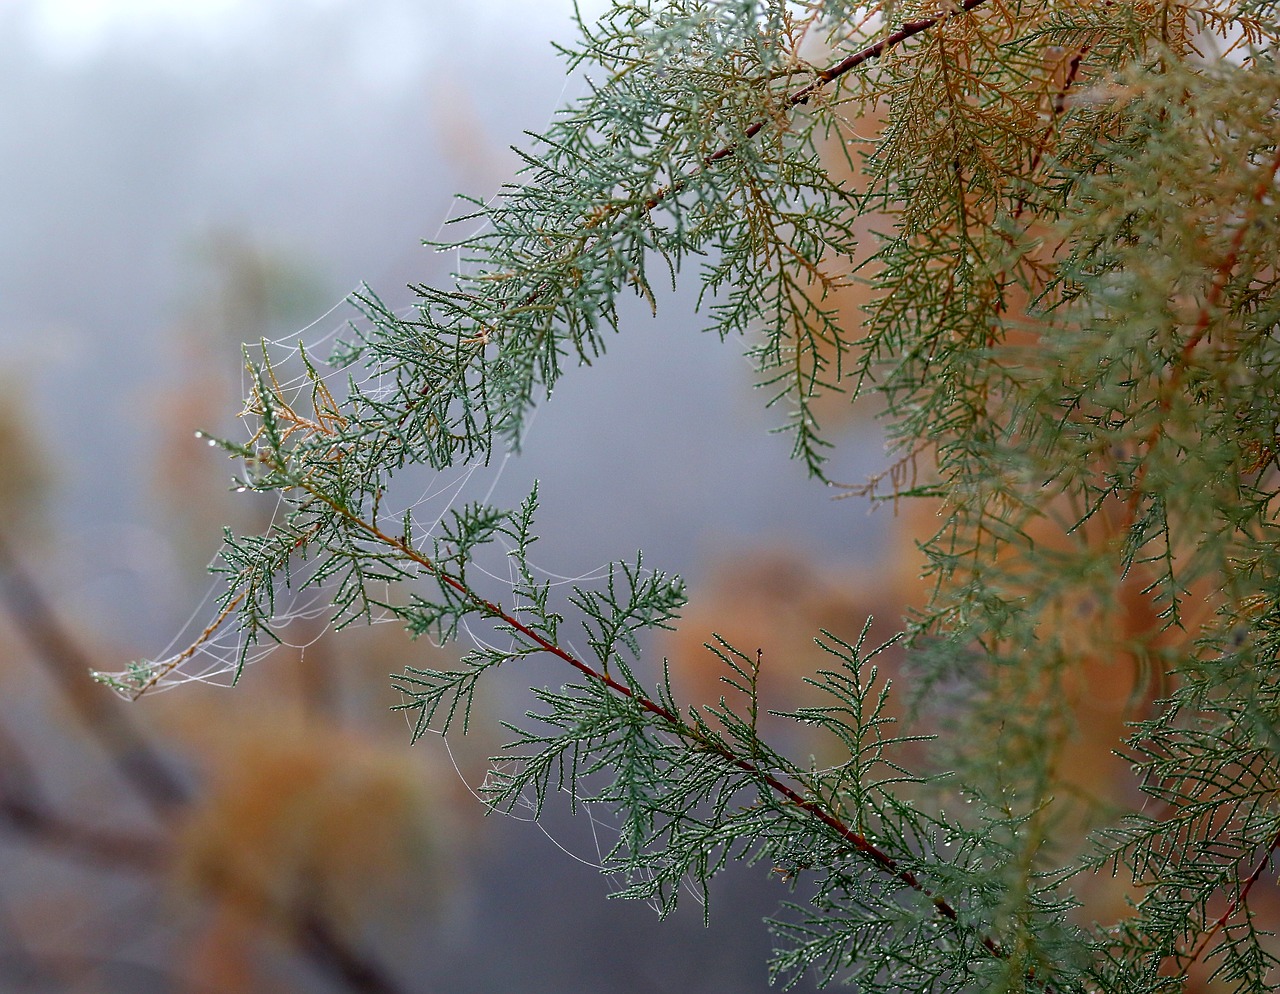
[1125,143,1280,524]
[646,0,994,212]
[128,4,1280,989]
[1015,41,1091,223]
[1170,827,1280,973]
[258,465,1028,975]
[711,0,993,158]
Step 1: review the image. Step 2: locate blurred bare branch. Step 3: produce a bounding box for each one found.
[0,532,190,816]
[0,719,165,871]
[0,532,413,994]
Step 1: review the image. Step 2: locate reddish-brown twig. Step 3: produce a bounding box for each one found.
[1170,827,1280,974]
[650,0,992,207]
[1125,144,1280,524]
[296,483,1024,971]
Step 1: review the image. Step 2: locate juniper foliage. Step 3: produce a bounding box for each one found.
[112,2,1280,990]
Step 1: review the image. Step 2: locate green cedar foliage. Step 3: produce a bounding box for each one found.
[110,2,1280,990]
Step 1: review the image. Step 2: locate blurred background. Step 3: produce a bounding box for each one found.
[0,1,905,991]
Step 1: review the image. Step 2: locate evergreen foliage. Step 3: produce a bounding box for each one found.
[110,2,1280,990]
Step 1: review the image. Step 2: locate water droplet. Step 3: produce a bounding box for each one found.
[207,439,217,447]
[235,487,248,493]
[194,431,203,438]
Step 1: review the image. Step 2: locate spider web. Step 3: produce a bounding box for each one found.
[99,49,595,696]
[98,202,678,899]
[92,49,785,906]
[96,283,665,889]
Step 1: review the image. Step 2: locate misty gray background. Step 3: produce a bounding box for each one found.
[0,1,887,991]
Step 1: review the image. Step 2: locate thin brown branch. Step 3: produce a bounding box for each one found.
[123,586,247,699]
[0,535,411,994]
[1125,144,1280,524]
[1013,42,1091,223]
[292,482,1024,973]
[0,795,166,873]
[821,2,990,82]
[295,906,405,994]
[1170,827,1280,974]
[648,0,993,209]
[0,719,165,872]
[834,440,932,507]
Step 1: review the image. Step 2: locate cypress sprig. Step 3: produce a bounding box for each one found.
[119,2,1280,990]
